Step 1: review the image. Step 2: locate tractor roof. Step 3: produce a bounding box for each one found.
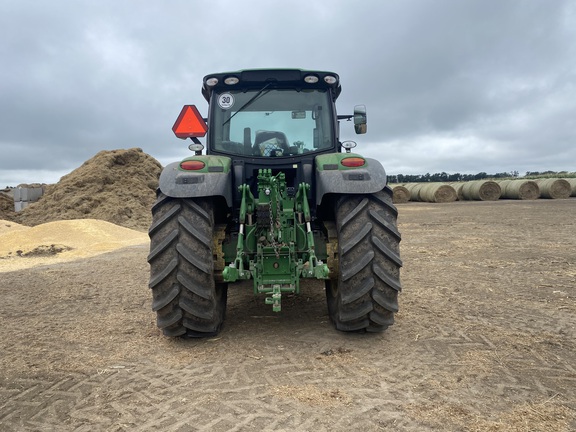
[201,69,342,102]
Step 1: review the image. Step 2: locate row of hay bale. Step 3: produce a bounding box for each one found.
[391,178,576,203]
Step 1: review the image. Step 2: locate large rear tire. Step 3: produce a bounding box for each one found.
[326,187,402,332]
[147,192,227,337]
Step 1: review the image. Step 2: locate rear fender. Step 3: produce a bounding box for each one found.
[315,153,387,205]
[159,156,232,207]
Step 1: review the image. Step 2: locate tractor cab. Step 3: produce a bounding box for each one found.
[200,69,366,158]
[172,69,368,208]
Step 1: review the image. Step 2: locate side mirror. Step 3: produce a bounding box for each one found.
[353,105,367,134]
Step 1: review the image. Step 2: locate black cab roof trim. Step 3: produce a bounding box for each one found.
[201,69,341,102]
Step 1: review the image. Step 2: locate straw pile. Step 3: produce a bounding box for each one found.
[0,192,16,221]
[0,219,148,272]
[14,148,162,232]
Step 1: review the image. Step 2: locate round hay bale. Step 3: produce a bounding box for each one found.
[460,180,501,201]
[404,183,425,201]
[563,178,576,197]
[497,180,539,200]
[535,178,571,199]
[418,183,457,203]
[391,185,410,203]
[449,182,464,200]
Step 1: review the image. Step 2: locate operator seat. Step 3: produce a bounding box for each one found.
[253,131,290,156]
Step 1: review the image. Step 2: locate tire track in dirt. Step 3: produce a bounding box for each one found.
[1,200,576,431]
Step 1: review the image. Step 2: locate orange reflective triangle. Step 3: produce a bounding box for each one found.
[172,105,208,139]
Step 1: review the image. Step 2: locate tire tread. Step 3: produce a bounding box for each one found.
[326,186,402,333]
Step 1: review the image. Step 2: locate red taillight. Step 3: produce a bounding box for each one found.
[341,157,365,168]
[180,160,205,170]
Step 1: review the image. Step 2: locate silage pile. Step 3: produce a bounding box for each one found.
[0,191,16,221]
[15,148,162,232]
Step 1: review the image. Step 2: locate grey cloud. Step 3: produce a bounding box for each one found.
[1,0,575,186]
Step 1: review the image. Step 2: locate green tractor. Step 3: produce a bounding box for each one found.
[148,69,402,337]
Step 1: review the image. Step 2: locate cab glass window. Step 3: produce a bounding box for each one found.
[209,89,334,157]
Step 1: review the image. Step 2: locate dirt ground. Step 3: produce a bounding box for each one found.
[1,199,575,431]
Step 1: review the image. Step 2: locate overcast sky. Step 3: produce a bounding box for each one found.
[1,0,575,186]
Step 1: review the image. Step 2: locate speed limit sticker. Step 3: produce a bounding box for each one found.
[218,93,234,109]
